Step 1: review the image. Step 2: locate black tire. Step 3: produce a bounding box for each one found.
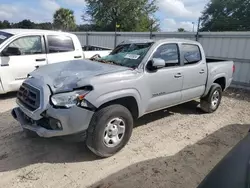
[86,104,133,157]
[200,83,222,113]
[23,129,38,138]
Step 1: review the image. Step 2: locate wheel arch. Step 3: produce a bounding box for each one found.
[94,89,141,119]
[203,74,227,97]
[213,77,226,91]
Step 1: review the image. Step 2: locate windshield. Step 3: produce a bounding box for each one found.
[0,31,13,45]
[98,42,153,68]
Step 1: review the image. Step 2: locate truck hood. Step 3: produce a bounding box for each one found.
[29,59,131,93]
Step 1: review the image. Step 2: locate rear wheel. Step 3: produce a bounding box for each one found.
[86,104,133,157]
[200,83,222,113]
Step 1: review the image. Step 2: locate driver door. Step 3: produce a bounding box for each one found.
[0,35,47,92]
[144,43,183,113]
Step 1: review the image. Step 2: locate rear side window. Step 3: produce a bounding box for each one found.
[182,44,201,65]
[47,35,74,53]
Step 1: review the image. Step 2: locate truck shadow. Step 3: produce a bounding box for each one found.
[0,92,17,100]
[135,100,201,127]
[89,124,249,188]
[0,130,99,172]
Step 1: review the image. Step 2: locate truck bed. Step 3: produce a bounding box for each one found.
[204,59,234,96]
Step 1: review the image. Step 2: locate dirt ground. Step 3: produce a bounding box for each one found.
[0,89,249,188]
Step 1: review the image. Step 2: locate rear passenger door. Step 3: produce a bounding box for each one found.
[180,44,207,102]
[46,35,82,64]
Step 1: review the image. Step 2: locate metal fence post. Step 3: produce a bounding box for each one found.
[86,32,89,46]
[196,18,201,41]
[150,24,153,39]
[114,32,117,48]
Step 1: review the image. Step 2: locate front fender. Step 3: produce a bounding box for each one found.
[93,89,142,116]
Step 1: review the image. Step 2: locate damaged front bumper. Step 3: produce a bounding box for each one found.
[12,105,94,138]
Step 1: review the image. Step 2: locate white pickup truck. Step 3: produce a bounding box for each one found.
[82,45,112,59]
[0,29,111,94]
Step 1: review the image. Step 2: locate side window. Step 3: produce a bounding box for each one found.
[152,44,179,67]
[182,44,202,65]
[8,36,42,55]
[47,35,74,53]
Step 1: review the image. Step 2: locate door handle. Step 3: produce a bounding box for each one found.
[74,56,82,59]
[199,69,205,74]
[174,73,182,78]
[35,58,46,62]
[1,64,9,67]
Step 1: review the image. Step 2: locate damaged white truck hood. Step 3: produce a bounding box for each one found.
[29,60,131,93]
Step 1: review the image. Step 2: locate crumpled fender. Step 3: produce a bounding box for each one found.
[90,88,142,116]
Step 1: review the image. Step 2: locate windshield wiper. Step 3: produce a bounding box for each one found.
[107,60,121,66]
[93,58,124,67]
[91,58,111,64]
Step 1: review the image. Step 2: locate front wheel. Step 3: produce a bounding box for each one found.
[200,83,222,113]
[86,104,133,157]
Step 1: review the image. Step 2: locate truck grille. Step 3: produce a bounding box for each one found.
[17,83,40,111]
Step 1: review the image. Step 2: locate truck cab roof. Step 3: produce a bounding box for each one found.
[0,29,74,37]
[120,38,200,45]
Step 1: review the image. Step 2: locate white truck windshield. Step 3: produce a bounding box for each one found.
[0,31,13,45]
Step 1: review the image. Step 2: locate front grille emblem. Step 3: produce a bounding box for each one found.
[22,89,29,101]
[17,83,40,111]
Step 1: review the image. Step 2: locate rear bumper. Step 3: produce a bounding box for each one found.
[12,105,94,138]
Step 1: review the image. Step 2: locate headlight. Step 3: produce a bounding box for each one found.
[51,90,90,108]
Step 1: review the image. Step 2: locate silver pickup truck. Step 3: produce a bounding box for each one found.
[12,39,234,157]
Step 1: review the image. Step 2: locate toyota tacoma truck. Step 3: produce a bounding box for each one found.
[12,39,234,157]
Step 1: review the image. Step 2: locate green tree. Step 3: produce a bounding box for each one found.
[200,0,250,31]
[178,28,185,32]
[83,0,159,31]
[11,19,35,29]
[35,22,53,30]
[0,20,11,29]
[77,24,101,31]
[53,8,76,31]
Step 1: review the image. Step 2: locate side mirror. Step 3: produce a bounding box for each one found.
[152,58,165,69]
[1,47,21,56]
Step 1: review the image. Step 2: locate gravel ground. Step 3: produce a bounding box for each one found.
[0,88,249,188]
[0,92,16,113]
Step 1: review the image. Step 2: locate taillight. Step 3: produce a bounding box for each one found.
[233,64,235,73]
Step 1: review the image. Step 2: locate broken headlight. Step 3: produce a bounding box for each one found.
[51,90,90,108]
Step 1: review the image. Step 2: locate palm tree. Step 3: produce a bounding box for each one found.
[178,28,185,32]
[53,8,76,31]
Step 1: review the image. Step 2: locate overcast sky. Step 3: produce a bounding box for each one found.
[0,0,209,31]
